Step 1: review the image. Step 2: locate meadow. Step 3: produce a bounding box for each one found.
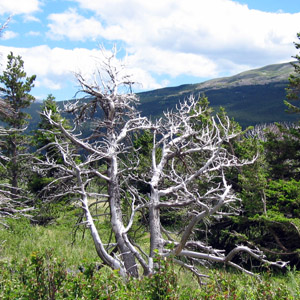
[1,207,300,299]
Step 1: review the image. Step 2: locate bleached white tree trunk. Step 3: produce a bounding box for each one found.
[138,96,288,275]
[39,47,153,277]
[0,128,35,228]
[145,98,237,260]
[38,48,288,280]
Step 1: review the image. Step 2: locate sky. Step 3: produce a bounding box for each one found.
[0,0,300,102]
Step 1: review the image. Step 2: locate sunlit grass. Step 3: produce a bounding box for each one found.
[1,202,300,299]
[0,207,100,267]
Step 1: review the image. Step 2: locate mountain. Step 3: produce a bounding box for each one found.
[137,62,298,127]
[25,61,298,132]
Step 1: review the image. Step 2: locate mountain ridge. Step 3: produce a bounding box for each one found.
[24,61,298,131]
[137,62,298,127]
[138,61,294,98]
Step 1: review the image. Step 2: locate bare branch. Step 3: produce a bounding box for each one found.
[34,46,285,280]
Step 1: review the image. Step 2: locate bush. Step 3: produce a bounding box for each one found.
[0,250,299,299]
[0,250,182,299]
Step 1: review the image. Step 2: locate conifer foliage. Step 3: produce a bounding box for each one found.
[285,32,300,113]
[0,52,36,218]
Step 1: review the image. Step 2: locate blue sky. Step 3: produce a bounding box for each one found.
[0,0,300,102]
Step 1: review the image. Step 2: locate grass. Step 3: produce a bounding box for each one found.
[0,207,100,267]
[1,205,300,299]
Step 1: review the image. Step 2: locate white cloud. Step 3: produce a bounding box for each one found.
[17,45,91,77]
[127,47,218,78]
[128,67,163,90]
[23,15,41,23]
[0,45,162,97]
[2,30,18,40]
[47,8,103,41]
[0,45,74,89]
[1,0,300,100]
[42,78,62,90]
[64,0,300,77]
[0,0,40,15]
[26,31,41,37]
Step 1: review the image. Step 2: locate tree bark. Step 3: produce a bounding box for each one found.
[149,188,163,258]
[9,137,19,198]
[108,154,138,277]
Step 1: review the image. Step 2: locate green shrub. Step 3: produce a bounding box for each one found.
[0,251,182,299]
[0,250,299,299]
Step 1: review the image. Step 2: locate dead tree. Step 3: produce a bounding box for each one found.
[39,47,151,277]
[0,127,35,228]
[0,16,11,37]
[38,48,288,280]
[142,97,287,276]
[0,186,35,228]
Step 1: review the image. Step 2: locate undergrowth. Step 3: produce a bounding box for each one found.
[0,209,300,299]
[0,208,100,266]
[0,249,299,299]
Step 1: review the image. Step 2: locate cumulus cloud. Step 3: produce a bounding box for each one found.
[23,15,41,23]
[127,47,218,78]
[63,0,300,76]
[26,31,41,37]
[0,45,161,97]
[47,8,104,41]
[0,45,72,88]
[2,0,300,100]
[0,45,88,78]
[42,78,62,90]
[0,0,40,15]
[2,30,18,40]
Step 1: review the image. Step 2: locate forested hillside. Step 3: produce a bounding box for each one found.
[24,62,298,132]
[138,62,298,127]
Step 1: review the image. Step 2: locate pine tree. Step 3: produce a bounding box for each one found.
[285,32,300,113]
[34,94,70,150]
[0,52,36,196]
[30,94,72,195]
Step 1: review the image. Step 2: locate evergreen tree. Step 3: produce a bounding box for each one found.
[30,94,72,196]
[285,32,300,113]
[29,95,76,224]
[0,52,36,196]
[264,123,300,181]
[224,124,300,267]
[34,94,70,150]
[0,52,36,128]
